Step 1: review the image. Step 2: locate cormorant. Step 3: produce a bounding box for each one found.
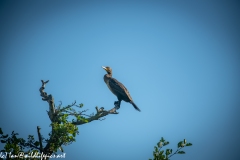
[102,66,141,112]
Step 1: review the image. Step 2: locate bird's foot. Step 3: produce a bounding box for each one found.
[114,101,120,110]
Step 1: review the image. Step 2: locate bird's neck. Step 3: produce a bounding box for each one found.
[106,73,112,77]
[104,73,112,84]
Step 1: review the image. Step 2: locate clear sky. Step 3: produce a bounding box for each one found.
[0,1,240,160]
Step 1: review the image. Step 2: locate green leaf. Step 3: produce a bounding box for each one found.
[163,141,169,146]
[165,149,170,155]
[76,116,81,121]
[186,143,192,146]
[157,142,162,147]
[1,140,6,143]
[2,134,8,138]
[160,137,165,142]
[34,141,40,146]
[79,103,84,108]
[159,150,164,155]
[0,128,3,134]
[178,141,183,148]
[178,151,185,154]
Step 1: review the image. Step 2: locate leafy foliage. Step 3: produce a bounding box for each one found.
[149,137,192,160]
[49,114,79,152]
[0,102,85,158]
[0,128,40,160]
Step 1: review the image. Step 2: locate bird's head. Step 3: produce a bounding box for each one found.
[102,66,112,75]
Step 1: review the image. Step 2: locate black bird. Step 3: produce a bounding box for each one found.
[102,66,141,112]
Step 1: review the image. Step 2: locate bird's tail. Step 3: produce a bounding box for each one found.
[130,101,141,112]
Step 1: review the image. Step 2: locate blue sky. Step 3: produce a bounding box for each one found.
[0,1,240,160]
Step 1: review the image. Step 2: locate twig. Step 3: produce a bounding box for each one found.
[28,144,41,150]
[168,146,184,158]
[59,101,76,112]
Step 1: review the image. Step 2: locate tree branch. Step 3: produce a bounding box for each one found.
[37,126,43,152]
[39,80,119,154]
[59,101,77,112]
[72,105,118,125]
[168,146,184,158]
[40,80,55,122]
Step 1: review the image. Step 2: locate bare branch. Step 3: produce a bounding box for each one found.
[72,104,119,125]
[37,126,43,152]
[40,80,55,122]
[79,109,89,114]
[64,113,91,118]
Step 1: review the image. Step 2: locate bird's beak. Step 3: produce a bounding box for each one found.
[102,66,106,70]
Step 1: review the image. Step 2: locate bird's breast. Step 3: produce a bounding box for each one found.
[106,80,116,95]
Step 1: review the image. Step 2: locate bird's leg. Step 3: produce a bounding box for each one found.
[118,100,121,107]
[114,101,120,109]
[114,100,121,110]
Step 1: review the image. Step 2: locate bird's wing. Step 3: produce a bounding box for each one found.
[108,78,132,100]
